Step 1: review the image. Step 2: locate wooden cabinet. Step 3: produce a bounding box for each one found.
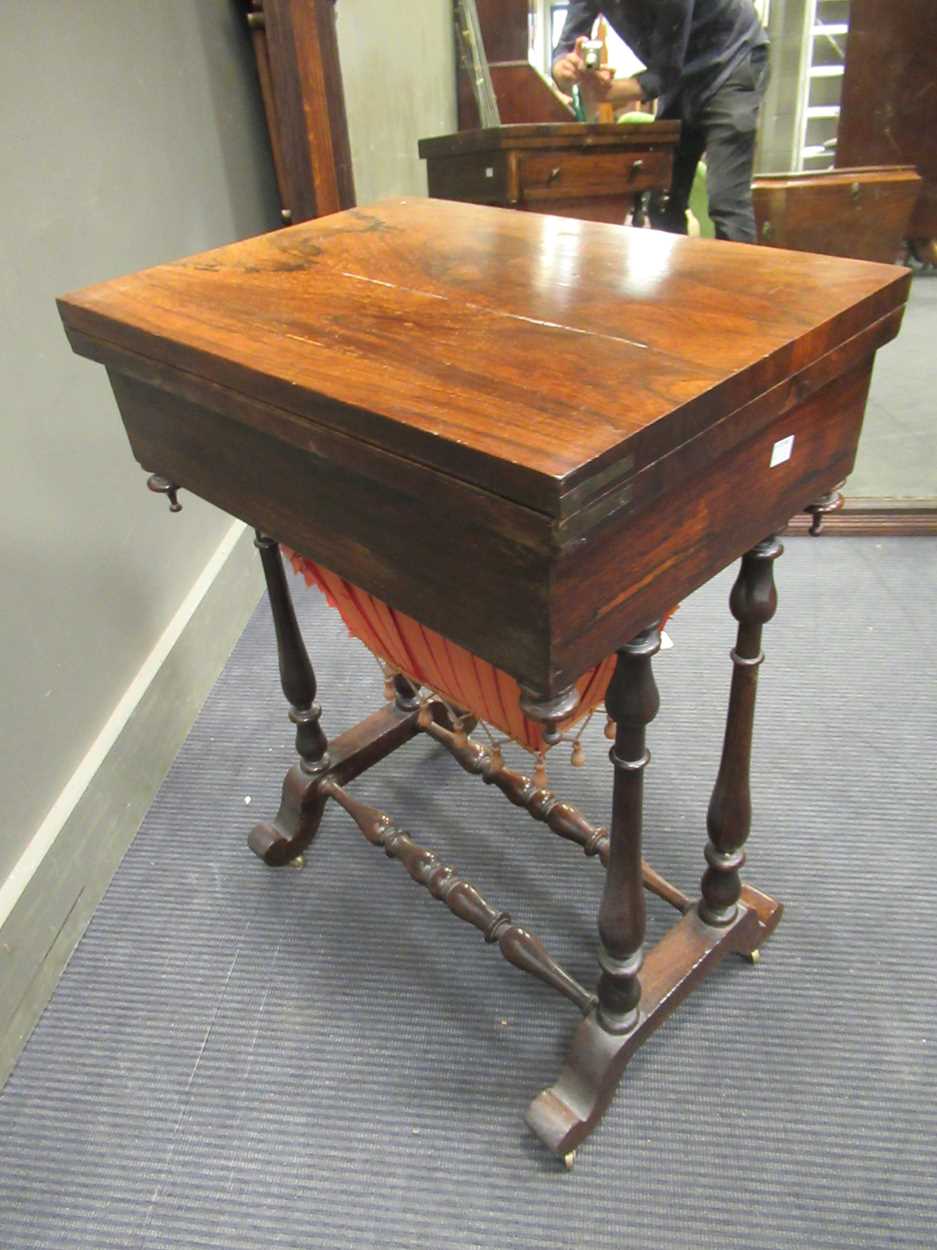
[753,165,921,263]
[420,122,679,225]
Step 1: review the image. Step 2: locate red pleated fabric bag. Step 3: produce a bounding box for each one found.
[284,549,617,753]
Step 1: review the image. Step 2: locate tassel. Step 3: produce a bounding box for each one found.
[604,716,616,741]
[532,751,549,791]
[384,676,396,701]
[571,739,586,768]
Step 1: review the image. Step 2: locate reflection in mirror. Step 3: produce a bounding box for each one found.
[521,0,934,515]
[253,1,935,518]
[529,2,649,82]
[529,2,770,94]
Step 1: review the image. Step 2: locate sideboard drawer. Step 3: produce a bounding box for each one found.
[520,148,671,202]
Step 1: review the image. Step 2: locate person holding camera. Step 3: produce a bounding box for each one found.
[552,1,769,243]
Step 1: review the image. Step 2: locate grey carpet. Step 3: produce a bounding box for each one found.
[1,535,935,1250]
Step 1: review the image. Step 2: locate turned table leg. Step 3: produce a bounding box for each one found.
[699,535,782,926]
[597,627,661,1033]
[526,603,784,1161]
[248,533,330,865]
[255,532,329,773]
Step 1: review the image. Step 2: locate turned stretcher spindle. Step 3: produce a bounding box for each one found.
[320,779,597,1015]
[418,707,692,913]
[417,705,608,857]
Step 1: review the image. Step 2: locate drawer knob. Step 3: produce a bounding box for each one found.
[547,166,562,185]
[629,159,645,179]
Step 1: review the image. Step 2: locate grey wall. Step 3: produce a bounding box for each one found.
[0,3,279,887]
[337,0,456,204]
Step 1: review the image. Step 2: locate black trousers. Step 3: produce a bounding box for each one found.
[650,47,769,244]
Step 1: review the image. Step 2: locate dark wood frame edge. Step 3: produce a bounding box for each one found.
[243,0,355,223]
[785,497,937,536]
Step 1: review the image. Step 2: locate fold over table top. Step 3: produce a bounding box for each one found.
[58,197,909,520]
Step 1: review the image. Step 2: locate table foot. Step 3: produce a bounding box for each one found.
[525,884,782,1158]
[248,763,328,866]
[248,699,454,866]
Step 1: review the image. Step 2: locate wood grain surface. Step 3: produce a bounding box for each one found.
[487,63,575,124]
[260,0,355,222]
[58,197,911,694]
[753,166,922,264]
[836,0,937,238]
[58,197,909,516]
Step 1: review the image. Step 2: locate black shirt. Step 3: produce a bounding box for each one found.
[554,0,768,116]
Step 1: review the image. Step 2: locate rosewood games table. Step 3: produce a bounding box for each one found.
[58,198,909,1164]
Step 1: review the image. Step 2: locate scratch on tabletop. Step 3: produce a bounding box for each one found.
[339,271,649,350]
[285,332,328,349]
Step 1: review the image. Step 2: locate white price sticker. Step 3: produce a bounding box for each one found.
[770,435,795,468]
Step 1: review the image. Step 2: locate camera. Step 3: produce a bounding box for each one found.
[582,39,603,71]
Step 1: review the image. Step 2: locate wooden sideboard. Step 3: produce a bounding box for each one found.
[420,122,679,224]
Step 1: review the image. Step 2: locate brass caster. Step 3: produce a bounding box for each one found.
[563,1150,576,1171]
[741,948,761,965]
[288,854,305,870]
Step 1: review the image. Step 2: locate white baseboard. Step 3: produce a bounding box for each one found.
[0,521,264,1086]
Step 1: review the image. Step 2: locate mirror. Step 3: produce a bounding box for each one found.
[259,1,936,521]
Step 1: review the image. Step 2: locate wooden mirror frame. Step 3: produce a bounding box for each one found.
[244,0,355,223]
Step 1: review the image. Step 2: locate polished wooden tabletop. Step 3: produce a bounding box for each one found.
[58,197,909,516]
